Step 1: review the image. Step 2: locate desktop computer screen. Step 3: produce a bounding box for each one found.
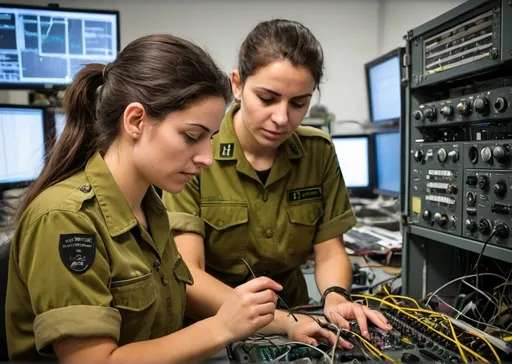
[332,135,371,190]
[374,131,400,197]
[365,48,403,124]
[54,111,66,141]
[0,106,46,188]
[0,4,119,89]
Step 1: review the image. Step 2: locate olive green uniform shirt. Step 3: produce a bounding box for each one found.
[6,152,193,360]
[163,104,356,307]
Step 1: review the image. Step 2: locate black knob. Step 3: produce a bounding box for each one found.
[493,180,507,198]
[422,210,431,221]
[493,144,510,164]
[494,223,510,239]
[465,219,477,233]
[448,150,459,163]
[434,212,448,227]
[437,148,447,163]
[457,101,471,116]
[440,105,453,119]
[474,96,489,115]
[480,147,493,163]
[413,110,424,121]
[466,191,476,206]
[414,150,424,162]
[477,175,489,191]
[424,107,437,122]
[494,97,508,113]
[447,184,458,195]
[478,219,492,235]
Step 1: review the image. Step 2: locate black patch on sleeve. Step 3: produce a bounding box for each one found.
[287,187,322,202]
[219,143,234,158]
[59,234,96,274]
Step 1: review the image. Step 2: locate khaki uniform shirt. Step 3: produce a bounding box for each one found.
[163,104,356,307]
[6,152,193,360]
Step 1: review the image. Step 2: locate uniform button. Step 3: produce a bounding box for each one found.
[262,193,268,202]
[166,297,172,306]
[310,213,316,222]
[265,229,274,238]
[162,276,169,286]
[80,184,91,193]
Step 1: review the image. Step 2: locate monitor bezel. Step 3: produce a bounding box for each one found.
[0,2,121,91]
[331,133,376,199]
[364,47,405,126]
[372,127,400,198]
[0,103,51,191]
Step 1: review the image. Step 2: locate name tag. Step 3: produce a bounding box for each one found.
[287,187,322,202]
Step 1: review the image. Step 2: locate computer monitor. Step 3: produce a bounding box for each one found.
[365,48,404,125]
[373,130,400,198]
[54,110,66,141]
[0,105,47,190]
[0,4,120,90]
[331,134,375,198]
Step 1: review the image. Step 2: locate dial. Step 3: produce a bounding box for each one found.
[422,210,431,221]
[465,219,477,233]
[413,110,424,121]
[493,180,507,198]
[437,148,447,163]
[440,105,453,119]
[477,175,489,191]
[474,96,489,115]
[478,219,492,235]
[448,150,459,163]
[434,212,448,227]
[457,101,471,116]
[480,147,493,163]
[492,144,511,164]
[414,150,424,162]
[424,106,437,122]
[493,97,508,113]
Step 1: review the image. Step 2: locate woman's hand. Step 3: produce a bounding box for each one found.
[285,314,354,349]
[214,276,282,342]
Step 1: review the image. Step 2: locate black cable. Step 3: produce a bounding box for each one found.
[473,226,501,291]
[240,258,298,322]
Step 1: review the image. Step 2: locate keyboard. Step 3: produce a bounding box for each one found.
[344,226,402,251]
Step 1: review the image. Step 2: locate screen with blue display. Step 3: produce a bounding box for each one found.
[0,5,119,88]
[368,55,401,123]
[374,131,400,195]
[0,106,45,185]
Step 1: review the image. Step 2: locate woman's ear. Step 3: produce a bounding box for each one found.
[122,102,145,140]
[230,70,242,103]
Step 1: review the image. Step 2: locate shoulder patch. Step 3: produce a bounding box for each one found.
[59,234,96,274]
[219,143,234,158]
[295,126,331,141]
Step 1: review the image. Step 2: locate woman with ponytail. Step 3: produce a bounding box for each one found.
[5,34,283,362]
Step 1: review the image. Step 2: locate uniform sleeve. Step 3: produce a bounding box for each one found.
[162,175,206,237]
[17,210,120,355]
[314,142,357,244]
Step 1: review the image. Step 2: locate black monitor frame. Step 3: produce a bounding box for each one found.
[372,127,401,199]
[0,104,52,191]
[364,47,405,126]
[331,133,376,199]
[0,3,120,91]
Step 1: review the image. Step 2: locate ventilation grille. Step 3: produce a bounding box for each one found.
[423,9,496,76]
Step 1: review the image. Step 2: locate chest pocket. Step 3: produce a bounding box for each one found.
[285,201,323,260]
[202,202,248,267]
[111,272,157,344]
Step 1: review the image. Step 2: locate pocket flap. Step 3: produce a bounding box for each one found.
[111,273,157,311]
[286,202,323,226]
[174,257,194,285]
[202,203,248,230]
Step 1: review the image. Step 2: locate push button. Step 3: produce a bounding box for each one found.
[262,192,268,202]
[265,229,274,238]
[162,275,169,286]
[80,184,91,193]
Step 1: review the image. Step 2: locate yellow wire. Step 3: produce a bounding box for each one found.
[467,331,501,363]
[382,286,399,305]
[504,336,512,342]
[382,294,422,309]
[430,312,467,362]
[352,294,489,363]
[342,328,396,362]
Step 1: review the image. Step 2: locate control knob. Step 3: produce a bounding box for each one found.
[447,184,458,195]
[493,180,507,198]
[448,150,459,163]
[478,219,492,235]
[474,96,490,115]
[494,97,508,113]
[480,147,493,163]
[413,150,423,162]
[424,106,437,122]
[434,212,448,227]
[413,110,424,121]
[477,175,489,191]
[457,101,471,116]
[422,210,431,221]
[465,219,477,233]
[492,144,511,164]
[440,105,453,119]
[495,223,510,239]
[466,191,476,206]
[437,148,447,163]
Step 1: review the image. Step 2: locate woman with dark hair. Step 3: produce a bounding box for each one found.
[6,34,284,362]
[164,19,392,348]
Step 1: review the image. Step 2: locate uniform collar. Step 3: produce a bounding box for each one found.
[84,152,166,238]
[212,103,305,186]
